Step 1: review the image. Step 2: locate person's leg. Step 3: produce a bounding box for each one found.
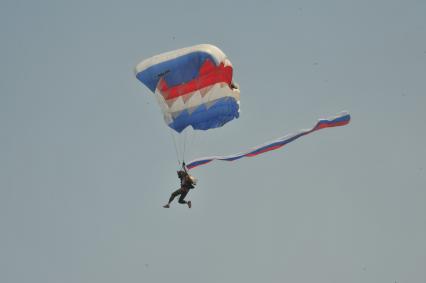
[178,189,188,204]
[169,188,182,203]
[178,189,191,208]
[163,188,183,208]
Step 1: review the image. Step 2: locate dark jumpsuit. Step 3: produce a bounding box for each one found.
[168,171,194,204]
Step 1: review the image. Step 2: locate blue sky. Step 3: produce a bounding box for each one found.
[1,0,425,282]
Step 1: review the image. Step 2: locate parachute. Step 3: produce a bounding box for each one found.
[186,112,351,170]
[135,44,240,133]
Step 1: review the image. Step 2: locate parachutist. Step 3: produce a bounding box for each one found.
[163,166,196,208]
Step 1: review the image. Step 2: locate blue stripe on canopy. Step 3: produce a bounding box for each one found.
[169,97,239,133]
[136,52,218,92]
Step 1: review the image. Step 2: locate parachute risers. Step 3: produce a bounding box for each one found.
[135,44,240,133]
[186,112,351,170]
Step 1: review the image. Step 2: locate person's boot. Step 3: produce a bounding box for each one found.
[187,201,192,208]
[163,204,170,208]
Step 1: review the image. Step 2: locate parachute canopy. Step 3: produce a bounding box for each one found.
[135,44,240,133]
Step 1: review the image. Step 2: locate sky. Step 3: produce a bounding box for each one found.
[1,0,425,282]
